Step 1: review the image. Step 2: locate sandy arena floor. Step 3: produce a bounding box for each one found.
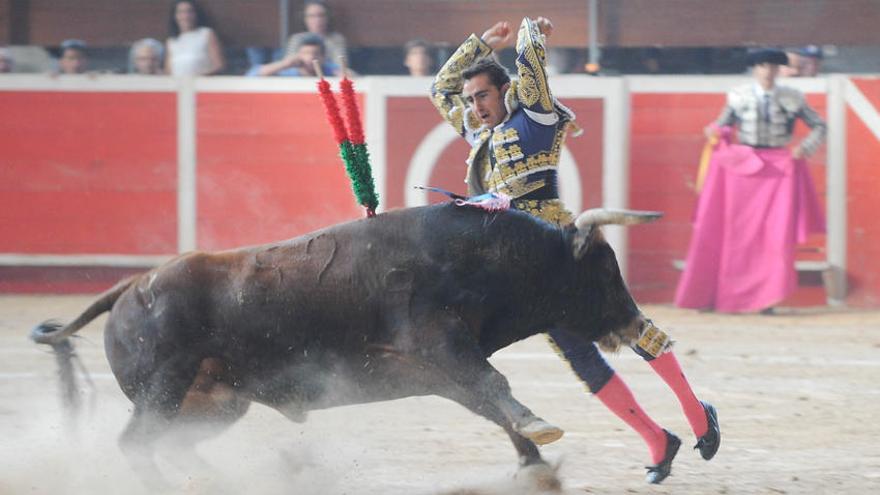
[1,295,878,494]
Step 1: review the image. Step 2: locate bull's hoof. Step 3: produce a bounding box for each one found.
[518,419,564,445]
[513,462,562,492]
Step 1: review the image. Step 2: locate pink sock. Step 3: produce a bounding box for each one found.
[649,351,708,437]
[595,373,668,464]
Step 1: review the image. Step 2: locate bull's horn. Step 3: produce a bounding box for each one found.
[574,208,663,229]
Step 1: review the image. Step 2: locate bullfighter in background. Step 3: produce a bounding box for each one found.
[676,48,826,313]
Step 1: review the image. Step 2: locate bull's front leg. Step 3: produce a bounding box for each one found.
[452,360,565,460]
[457,361,564,447]
[404,310,562,465]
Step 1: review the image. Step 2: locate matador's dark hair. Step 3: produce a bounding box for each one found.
[462,58,510,90]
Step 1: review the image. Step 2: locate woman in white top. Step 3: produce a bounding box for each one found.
[165,0,225,76]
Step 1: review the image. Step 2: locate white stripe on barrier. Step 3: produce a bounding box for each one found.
[0,372,117,380]
[628,75,829,94]
[363,79,388,213]
[0,254,172,267]
[602,79,630,277]
[194,75,320,93]
[0,74,835,96]
[827,76,848,305]
[177,78,198,252]
[0,74,180,92]
[404,122,461,207]
[491,352,880,367]
[845,79,880,142]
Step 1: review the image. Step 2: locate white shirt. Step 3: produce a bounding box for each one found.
[168,27,213,76]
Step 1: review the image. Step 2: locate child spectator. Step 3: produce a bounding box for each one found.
[58,39,88,74]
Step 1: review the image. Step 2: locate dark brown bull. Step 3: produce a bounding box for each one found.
[32,203,659,488]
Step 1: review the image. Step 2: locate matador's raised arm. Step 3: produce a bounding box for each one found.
[430,35,492,137]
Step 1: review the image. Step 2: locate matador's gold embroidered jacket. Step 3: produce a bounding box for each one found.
[430,17,579,226]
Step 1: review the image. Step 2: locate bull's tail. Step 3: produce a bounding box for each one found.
[31,274,138,345]
[30,275,139,416]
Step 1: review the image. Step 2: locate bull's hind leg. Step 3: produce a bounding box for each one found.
[119,405,176,491]
[163,358,251,474]
[118,356,202,491]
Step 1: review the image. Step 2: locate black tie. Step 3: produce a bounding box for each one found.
[762,93,771,123]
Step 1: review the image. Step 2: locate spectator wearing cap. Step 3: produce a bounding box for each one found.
[0,47,13,73]
[129,38,165,75]
[403,39,434,76]
[246,34,338,77]
[676,48,827,314]
[165,0,225,76]
[797,45,823,77]
[58,39,88,74]
[781,45,823,77]
[285,0,347,65]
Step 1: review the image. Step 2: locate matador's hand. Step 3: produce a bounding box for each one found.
[704,125,718,140]
[481,21,512,51]
[535,17,554,37]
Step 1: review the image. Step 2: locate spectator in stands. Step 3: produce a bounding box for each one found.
[165,0,225,76]
[285,0,347,65]
[403,39,435,76]
[637,47,663,74]
[58,39,88,74]
[129,38,164,75]
[247,34,338,77]
[547,47,578,75]
[0,47,13,73]
[780,49,803,77]
[781,45,823,77]
[796,45,823,76]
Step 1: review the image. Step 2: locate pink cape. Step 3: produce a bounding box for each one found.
[674,132,826,313]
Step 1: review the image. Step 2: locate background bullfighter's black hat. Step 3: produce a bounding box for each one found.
[746,48,789,66]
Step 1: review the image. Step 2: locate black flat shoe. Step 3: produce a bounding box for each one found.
[694,400,721,460]
[645,430,681,484]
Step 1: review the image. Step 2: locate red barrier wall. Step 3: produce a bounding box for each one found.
[0,91,178,255]
[195,92,362,250]
[847,79,880,307]
[2,78,878,307]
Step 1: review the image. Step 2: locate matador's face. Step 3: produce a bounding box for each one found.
[752,62,779,88]
[463,73,510,129]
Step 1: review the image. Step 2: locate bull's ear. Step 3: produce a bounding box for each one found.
[571,224,596,260]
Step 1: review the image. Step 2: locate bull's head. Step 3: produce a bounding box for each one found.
[559,208,664,351]
[571,208,662,259]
